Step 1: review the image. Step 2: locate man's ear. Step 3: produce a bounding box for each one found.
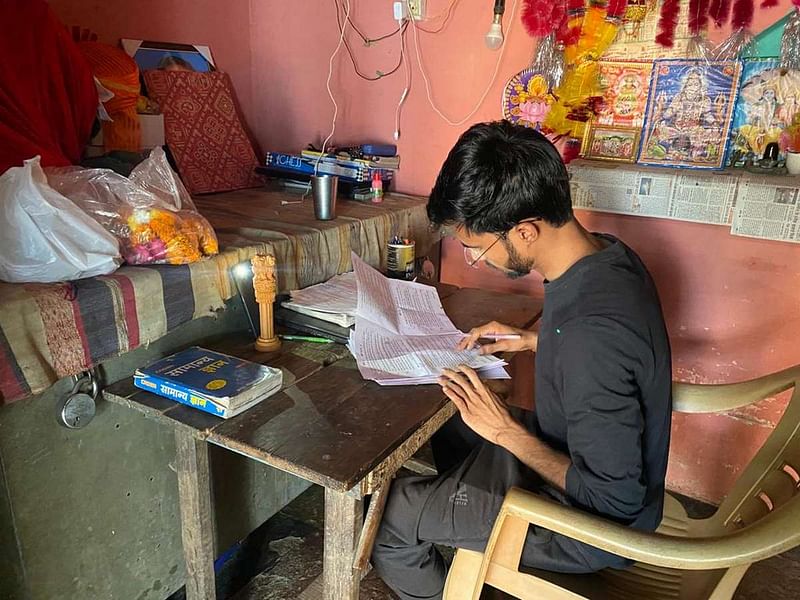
[514,221,540,246]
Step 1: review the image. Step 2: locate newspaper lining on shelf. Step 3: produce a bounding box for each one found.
[569,164,738,226]
[731,179,800,244]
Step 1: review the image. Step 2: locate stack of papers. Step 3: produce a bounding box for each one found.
[282,272,357,328]
[349,254,508,385]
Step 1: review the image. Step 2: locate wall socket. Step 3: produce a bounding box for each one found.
[407,0,426,20]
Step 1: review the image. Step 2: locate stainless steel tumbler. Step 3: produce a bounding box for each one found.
[311,175,338,220]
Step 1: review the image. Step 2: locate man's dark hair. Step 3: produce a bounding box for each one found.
[427,121,572,233]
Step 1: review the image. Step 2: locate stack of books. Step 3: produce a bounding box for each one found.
[134,347,283,418]
[261,144,399,200]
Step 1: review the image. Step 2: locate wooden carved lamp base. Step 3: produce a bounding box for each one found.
[251,254,281,353]
[255,335,281,353]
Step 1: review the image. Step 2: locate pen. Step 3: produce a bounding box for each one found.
[480,333,522,340]
[280,335,334,344]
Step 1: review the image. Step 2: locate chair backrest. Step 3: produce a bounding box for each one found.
[674,366,800,534]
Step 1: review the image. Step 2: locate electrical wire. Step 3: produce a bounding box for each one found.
[313,0,352,180]
[395,17,412,140]
[416,0,462,34]
[333,0,409,81]
[405,0,519,127]
[340,7,405,45]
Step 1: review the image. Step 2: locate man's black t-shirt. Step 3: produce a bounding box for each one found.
[531,233,672,567]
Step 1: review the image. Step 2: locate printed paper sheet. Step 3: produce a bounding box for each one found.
[350,253,507,385]
[731,179,800,243]
[570,164,737,226]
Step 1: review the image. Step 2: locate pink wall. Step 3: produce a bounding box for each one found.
[49,0,799,503]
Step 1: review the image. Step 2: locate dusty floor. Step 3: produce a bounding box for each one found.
[170,485,800,599]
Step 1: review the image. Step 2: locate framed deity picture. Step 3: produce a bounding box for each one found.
[584,126,640,162]
[729,58,800,164]
[582,61,652,160]
[638,59,742,169]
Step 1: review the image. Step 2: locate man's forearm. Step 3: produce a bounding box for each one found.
[496,421,571,492]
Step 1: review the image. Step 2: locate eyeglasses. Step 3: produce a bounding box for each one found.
[464,236,502,269]
[461,218,542,269]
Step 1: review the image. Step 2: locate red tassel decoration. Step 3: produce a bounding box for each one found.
[709,0,731,27]
[550,0,567,32]
[607,0,628,19]
[689,0,711,35]
[760,0,778,7]
[731,0,754,29]
[523,0,558,37]
[561,138,581,164]
[656,0,681,47]
[556,0,584,45]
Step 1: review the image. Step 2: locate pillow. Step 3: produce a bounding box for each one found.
[143,70,263,194]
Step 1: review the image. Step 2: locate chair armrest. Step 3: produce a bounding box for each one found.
[673,364,800,413]
[498,487,800,570]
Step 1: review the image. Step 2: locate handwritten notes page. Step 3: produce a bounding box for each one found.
[351,253,508,385]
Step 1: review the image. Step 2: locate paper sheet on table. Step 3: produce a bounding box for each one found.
[287,271,358,315]
[350,253,508,385]
[353,253,457,336]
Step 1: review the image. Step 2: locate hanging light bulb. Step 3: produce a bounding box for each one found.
[485,0,505,50]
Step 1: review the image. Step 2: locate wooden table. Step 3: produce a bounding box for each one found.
[103,285,542,600]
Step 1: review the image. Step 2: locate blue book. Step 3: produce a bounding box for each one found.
[133,347,283,419]
[265,151,393,183]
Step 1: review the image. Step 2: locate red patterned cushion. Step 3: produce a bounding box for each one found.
[143,70,263,194]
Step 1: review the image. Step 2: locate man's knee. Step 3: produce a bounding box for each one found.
[375,475,433,548]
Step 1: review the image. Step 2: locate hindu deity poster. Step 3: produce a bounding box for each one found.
[729,58,800,163]
[585,127,641,162]
[503,70,555,130]
[583,61,652,161]
[638,60,742,170]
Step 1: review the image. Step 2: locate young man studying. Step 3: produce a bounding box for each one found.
[372,121,672,600]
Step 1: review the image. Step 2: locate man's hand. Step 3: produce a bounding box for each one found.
[439,366,518,445]
[440,365,571,492]
[457,321,538,355]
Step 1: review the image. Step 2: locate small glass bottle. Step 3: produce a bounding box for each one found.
[371,172,384,203]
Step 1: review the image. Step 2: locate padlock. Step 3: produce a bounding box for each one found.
[56,373,98,429]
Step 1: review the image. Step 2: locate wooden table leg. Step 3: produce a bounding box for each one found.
[324,489,363,600]
[175,430,216,600]
[353,483,391,573]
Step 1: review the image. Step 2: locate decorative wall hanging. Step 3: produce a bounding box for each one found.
[503,70,556,129]
[608,0,691,59]
[781,3,800,71]
[656,0,681,47]
[542,0,629,140]
[638,59,741,169]
[529,32,566,90]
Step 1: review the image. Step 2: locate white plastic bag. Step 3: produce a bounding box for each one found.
[0,157,120,283]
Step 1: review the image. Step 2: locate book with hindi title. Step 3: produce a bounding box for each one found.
[133,346,283,418]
